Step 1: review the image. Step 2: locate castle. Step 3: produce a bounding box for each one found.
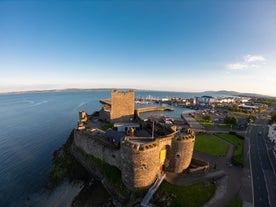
[74,90,195,190]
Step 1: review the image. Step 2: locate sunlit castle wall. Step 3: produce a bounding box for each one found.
[74,130,121,168]
[110,90,134,123]
[120,139,161,189]
[168,132,195,173]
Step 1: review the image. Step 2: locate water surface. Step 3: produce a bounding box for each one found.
[0,90,197,206]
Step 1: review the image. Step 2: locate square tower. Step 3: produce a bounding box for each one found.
[110,90,134,123]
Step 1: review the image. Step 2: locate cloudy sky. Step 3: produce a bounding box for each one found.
[1,0,276,96]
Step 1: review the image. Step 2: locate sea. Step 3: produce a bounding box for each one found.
[0,90,203,207]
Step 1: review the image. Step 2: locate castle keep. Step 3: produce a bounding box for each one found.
[74,90,195,190]
[99,90,135,123]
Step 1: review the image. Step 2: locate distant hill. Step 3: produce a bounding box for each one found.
[203,90,275,98]
[1,88,275,99]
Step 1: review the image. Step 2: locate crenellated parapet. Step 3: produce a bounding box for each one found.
[122,138,159,151]
[167,129,195,173]
[120,139,161,189]
[73,90,199,191]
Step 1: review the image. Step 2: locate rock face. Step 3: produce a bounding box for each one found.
[74,129,195,190]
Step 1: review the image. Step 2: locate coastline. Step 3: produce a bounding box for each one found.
[23,178,113,207]
[23,180,83,207]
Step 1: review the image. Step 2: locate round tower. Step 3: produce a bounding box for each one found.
[168,131,195,173]
[120,140,160,189]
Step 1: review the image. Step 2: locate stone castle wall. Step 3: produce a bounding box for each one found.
[74,130,121,169]
[74,129,195,189]
[168,134,195,173]
[110,90,134,123]
[120,140,161,189]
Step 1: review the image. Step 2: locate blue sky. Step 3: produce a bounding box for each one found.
[1,0,276,96]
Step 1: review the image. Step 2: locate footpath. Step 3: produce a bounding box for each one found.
[165,127,253,207]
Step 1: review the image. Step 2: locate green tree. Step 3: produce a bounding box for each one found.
[247,114,256,123]
[224,115,238,125]
[231,116,238,125]
[202,114,212,122]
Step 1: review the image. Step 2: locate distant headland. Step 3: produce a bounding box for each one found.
[0,88,275,98]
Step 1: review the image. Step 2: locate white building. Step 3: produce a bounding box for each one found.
[268,124,276,143]
[217,97,235,103]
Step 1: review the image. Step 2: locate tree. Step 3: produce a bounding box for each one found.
[202,114,212,122]
[224,114,238,125]
[231,116,238,125]
[246,114,256,123]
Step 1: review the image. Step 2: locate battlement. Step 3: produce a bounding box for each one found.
[74,90,196,189]
[99,90,134,123]
[122,138,159,152]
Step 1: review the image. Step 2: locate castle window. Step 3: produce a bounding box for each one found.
[141,163,147,170]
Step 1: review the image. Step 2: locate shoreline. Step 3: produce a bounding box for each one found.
[22,180,83,207]
[22,178,113,207]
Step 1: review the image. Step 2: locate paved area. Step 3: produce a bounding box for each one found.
[248,119,276,207]
[166,133,253,207]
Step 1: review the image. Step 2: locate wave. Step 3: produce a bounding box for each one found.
[31,100,48,107]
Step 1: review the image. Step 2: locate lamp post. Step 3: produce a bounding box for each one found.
[152,120,154,139]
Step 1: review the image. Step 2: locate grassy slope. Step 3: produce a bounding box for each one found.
[216,133,244,166]
[195,134,229,156]
[154,181,216,207]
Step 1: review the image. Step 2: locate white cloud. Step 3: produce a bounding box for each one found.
[227,63,248,70]
[227,54,266,70]
[244,55,266,62]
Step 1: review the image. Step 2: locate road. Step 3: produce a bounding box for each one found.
[247,119,276,207]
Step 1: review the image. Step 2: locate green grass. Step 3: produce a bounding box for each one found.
[232,111,249,115]
[216,133,244,166]
[154,181,216,207]
[101,123,114,131]
[49,131,91,187]
[195,134,229,156]
[218,123,232,129]
[226,199,243,207]
[76,146,129,196]
[195,117,214,127]
[199,121,214,127]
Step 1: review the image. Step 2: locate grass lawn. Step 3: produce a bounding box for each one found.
[154,181,216,207]
[218,123,232,129]
[216,133,244,166]
[232,111,249,115]
[199,121,214,127]
[195,134,229,156]
[195,117,214,127]
[226,199,243,207]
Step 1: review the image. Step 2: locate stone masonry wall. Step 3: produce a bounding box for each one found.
[74,130,121,169]
[110,90,134,123]
[168,134,195,173]
[120,140,160,189]
[74,128,196,189]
